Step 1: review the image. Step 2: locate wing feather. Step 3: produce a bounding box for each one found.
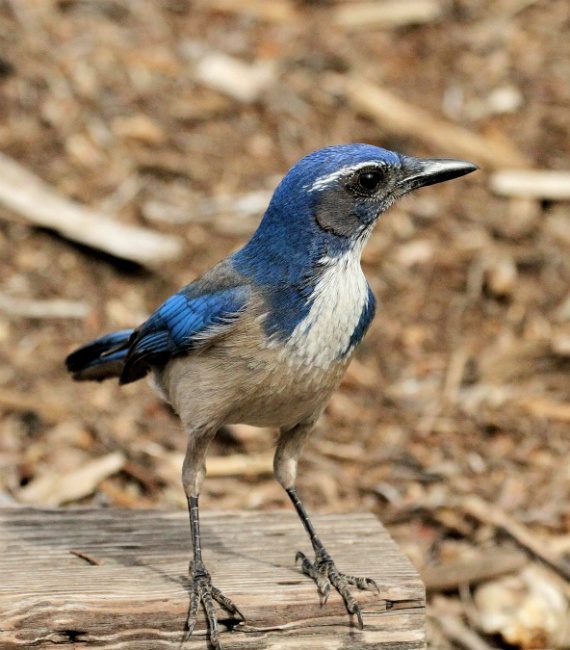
[120,285,250,384]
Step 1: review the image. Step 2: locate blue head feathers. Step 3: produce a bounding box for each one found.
[233,143,476,283]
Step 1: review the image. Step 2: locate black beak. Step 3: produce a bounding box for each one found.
[399,157,479,191]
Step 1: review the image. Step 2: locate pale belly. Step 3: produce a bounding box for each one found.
[156,340,350,431]
[226,355,349,427]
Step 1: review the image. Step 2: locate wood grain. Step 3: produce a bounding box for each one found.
[0,508,425,649]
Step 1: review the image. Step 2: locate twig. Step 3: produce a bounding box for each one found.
[490,169,570,200]
[69,549,102,566]
[329,74,530,169]
[461,496,570,581]
[142,190,271,224]
[0,152,183,267]
[0,293,89,319]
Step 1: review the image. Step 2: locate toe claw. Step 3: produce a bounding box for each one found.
[317,578,331,602]
[352,603,364,630]
[351,576,379,593]
[211,586,246,622]
[295,550,307,565]
[295,546,377,630]
[183,571,242,649]
[366,577,379,594]
[227,603,246,622]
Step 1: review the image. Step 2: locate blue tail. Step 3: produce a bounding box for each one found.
[65,329,134,382]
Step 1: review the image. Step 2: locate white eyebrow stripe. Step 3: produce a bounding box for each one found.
[307,161,379,192]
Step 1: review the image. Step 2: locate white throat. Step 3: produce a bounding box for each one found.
[285,239,370,368]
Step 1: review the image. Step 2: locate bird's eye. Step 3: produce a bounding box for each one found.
[356,169,384,194]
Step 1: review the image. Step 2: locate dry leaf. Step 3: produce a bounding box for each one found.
[475,566,570,649]
[18,452,126,506]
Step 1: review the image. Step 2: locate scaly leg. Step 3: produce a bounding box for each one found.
[274,418,378,629]
[181,429,244,649]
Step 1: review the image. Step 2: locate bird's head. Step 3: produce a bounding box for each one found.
[236,144,477,281]
[280,143,477,239]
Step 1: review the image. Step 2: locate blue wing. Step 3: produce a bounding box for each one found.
[120,285,250,384]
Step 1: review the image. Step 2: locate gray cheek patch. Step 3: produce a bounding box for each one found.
[315,188,361,237]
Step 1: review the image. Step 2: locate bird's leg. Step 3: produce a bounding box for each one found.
[182,430,244,649]
[274,420,379,629]
[286,487,378,628]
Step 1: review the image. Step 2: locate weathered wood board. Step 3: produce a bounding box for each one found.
[0,508,426,649]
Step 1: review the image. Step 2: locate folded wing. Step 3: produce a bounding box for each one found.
[120,285,251,384]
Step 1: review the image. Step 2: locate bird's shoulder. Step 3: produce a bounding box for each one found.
[120,260,253,383]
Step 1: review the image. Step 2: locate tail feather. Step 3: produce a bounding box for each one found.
[65,329,134,382]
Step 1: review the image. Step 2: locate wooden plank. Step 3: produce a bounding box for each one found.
[0,509,425,649]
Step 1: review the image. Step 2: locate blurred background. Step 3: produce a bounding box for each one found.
[0,0,569,647]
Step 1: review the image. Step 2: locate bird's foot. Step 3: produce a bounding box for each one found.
[183,564,245,649]
[295,546,378,629]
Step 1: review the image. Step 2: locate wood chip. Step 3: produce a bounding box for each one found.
[491,169,570,200]
[201,0,298,23]
[331,74,530,168]
[518,397,570,422]
[0,153,183,266]
[334,0,443,30]
[484,255,518,297]
[17,452,126,506]
[194,53,276,103]
[112,114,166,145]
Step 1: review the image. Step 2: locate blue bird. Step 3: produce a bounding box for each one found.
[66,144,477,647]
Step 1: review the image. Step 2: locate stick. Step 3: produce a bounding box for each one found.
[490,169,570,200]
[422,548,527,592]
[334,0,443,29]
[461,496,570,581]
[330,74,530,169]
[0,153,183,266]
[165,451,274,478]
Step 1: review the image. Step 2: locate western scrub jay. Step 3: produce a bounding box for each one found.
[66,143,477,648]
